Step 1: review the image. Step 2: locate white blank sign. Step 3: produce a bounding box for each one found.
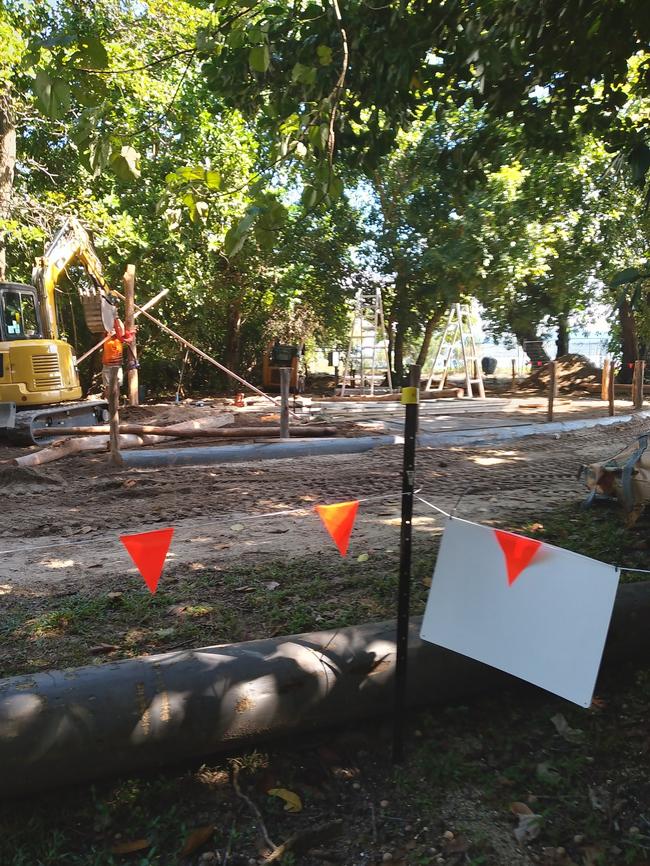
[420,518,620,707]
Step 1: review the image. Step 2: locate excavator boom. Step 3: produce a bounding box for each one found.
[31,217,117,339]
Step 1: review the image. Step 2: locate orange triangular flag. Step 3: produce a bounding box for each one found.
[494,529,542,586]
[120,527,175,593]
[315,500,360,556]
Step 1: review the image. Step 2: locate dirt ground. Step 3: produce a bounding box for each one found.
[1,403,646,594]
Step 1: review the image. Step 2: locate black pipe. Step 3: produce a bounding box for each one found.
[1,582,649,797]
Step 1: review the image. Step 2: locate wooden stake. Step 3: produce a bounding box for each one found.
[608,361,615,417]
[632,361,638,408]
[108,367,123,466]
[634,360,645,409]
[511,358,517,393]
[393,364,420,764]
[547,361,557,422]
[279,367,290,439]
[601,358,610,401]
[123,264,139,406]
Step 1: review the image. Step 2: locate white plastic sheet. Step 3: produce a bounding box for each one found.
[420,518,620,707]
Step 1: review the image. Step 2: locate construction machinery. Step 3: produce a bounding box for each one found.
[262,341,304,392]
[0,218,118,443]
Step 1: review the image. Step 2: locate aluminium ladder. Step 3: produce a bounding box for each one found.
[424,303,485,398]
[339,285,393,397]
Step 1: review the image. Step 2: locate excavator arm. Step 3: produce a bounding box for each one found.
[31,217,118,340]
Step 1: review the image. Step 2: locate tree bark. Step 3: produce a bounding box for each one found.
[516,329,550,364]
[223,296,242,381]
[556,314,569,358]
[0,92,16,281]
[618,299,638,384]
[415,314,440,368]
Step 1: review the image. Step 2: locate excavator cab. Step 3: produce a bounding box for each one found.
[1,283,43,341]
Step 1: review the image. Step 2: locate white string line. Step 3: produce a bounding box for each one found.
[5,488,648,576]
[415,495,650,576]
[414,495,451,518]
[0,488,415,558]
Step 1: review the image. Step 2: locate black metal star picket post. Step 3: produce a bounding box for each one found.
[393,364,420,763]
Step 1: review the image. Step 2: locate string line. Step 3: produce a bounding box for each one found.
[0,488,419,558]
[5,488,647,579]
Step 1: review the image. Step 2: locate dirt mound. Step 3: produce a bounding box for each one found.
[121,402,232,426]
[522,353,600,393]
[0,464,60,486]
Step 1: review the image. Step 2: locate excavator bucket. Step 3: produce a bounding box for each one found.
[81,292,118,334]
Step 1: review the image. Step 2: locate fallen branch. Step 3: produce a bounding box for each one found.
[231,764,276,854]
[265,821,343,863]
[14,432,172,467]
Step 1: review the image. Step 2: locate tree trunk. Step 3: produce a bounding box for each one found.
[393,319,405,381]
[618,299,638,384]
[515,329,550,364]
[415,314,440,368]
[223,297,242,381]
[0,93,16,282]
[556,315,569,358]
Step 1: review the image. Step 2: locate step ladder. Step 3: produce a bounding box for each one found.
[424,303,485,398]
[339,286,393,397]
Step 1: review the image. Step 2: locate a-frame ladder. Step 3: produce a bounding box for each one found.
[424,303,485,398]
[339,286,393,396]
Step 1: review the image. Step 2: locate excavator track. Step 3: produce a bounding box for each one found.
[7,401,109,446]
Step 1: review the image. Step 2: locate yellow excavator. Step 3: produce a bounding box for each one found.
[0,217,119,443]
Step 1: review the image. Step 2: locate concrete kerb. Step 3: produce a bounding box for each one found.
[417,408,650,448]
[120,410,650,468]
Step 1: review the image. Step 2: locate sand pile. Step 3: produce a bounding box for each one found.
[522,353,600,392]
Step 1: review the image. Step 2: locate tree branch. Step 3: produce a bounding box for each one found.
[327,0,349,166]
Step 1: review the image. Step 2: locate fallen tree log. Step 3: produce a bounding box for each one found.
[17,413,236,466]
[33,424,338,439]
[1,581,649,797]
[14,432,172,467]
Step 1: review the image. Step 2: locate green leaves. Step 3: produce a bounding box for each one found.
[224,199,288,256]
[292,63,317,85]
[248,44,270,73]
[610,266,650,288]
[33,70,70,119]
[109,145,141,181]
[75,35,109,69]
[317,45,333,66]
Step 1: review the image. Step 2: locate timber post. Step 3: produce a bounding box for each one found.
[123,264,139,406]
[547,361,557,422]
[601,358,610,401]
[280,368,291,439]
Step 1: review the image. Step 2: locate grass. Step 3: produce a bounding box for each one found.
[1,500,648,679]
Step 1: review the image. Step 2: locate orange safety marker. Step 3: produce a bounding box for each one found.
[120,527,175,593]
[314,500,360,557]
[494,529,542,586]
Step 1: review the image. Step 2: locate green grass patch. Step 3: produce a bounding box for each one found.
[1,499,648,679]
